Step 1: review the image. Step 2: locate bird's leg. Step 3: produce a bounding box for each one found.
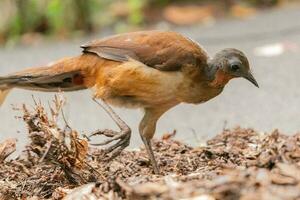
[139,107,170,174]
[88,98,131,160]
[140,134,160,174]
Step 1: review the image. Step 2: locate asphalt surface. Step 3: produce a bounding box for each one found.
[1,6,300,151]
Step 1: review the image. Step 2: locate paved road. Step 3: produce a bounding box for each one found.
[1,6,300,151]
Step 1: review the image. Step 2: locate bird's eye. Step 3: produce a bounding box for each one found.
[230,64,240,72]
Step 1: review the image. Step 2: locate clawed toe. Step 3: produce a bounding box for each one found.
[88,128,131,161]
[89,131,124,146]
[102,142,129,161]
[89,99,131,161]
[104,133,130,152]
[88,129,117,139]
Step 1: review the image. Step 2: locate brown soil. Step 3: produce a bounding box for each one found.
[0,97,300,200]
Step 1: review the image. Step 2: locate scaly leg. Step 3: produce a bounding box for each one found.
[139,107,171,174]
[88,98,131,160]
[140,135,160,174]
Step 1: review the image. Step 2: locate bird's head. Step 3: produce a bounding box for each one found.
[208,48,258,88]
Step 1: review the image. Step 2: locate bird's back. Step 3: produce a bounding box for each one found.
[82,30,209,71]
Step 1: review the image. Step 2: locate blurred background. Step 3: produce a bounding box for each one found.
[0,0,300,150]
[0,0,296,45]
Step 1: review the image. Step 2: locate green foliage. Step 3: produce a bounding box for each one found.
[2,0,96,42]
[46,0,65,33]
[9,0,36,35]
[128,0,145,25]
[0,0,283,44]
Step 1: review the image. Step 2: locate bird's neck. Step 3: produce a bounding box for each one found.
[205,59,232,88]
[205,59,219,81]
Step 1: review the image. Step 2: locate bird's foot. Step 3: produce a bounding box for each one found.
[88,128,131,160]
[89,98,131,161]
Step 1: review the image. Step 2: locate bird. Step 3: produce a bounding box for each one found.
[0,30,258,174]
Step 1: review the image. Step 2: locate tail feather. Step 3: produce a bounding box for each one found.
[0,55,98,106]
[0,56,92,93]
[0,76,20,85]
[6,71,86,92]
[0,71,87,92]
[0,89,11,106]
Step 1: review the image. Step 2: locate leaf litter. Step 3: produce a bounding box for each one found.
[0,95,300,200]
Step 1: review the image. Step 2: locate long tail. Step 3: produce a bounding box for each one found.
[0,54,98,106]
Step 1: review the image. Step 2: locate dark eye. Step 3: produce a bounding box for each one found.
[230,64,240,72]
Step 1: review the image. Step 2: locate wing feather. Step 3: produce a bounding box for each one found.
[81,31,208,71]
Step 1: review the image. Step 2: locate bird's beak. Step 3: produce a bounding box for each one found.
[243,72,259,88]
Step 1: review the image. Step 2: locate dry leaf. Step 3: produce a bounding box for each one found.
[62,183,96,200]
[180,194,215,200]
[0,138,16,162]
[271,173,297,185]
[230,4,256,18]
[277,163,300,181]
[73,132,89,169]
[163,5,215,25]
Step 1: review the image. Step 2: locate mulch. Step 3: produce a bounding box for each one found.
[0,96,300,200]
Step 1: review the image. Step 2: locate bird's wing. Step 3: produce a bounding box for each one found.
[81,31,209,71]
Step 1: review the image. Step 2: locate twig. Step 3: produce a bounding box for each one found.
[61,107,72,131]
[20,179,28,194]
[39,139,52,163]
[84,161,106,180]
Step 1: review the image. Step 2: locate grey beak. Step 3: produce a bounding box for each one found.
[244,72,259,88]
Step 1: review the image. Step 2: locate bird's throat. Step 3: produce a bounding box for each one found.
[205,63,233,88]
[208,69,233,88]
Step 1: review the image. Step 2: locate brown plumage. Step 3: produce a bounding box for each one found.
[0,30,258,174]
